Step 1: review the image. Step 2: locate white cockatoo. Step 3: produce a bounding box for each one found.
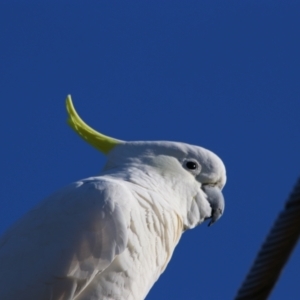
[0,95,226,300]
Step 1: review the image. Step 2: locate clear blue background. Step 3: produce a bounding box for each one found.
[0,1,299,299]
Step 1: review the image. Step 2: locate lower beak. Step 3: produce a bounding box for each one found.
[202,185,225,226]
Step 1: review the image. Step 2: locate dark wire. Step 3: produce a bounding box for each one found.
[235,178,300,300]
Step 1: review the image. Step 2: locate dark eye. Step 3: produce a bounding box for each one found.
[186,161,198,170]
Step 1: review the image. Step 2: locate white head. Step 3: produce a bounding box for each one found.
[66,95,226,229]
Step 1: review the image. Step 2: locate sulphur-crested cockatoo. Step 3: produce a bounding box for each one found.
[0,95,226,300]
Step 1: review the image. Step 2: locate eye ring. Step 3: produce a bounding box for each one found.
[183,159,201,175]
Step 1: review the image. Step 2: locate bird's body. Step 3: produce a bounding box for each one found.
[0,176,179,299]
[0,97,226,300]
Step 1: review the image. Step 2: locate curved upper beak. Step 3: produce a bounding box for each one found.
[202,185,225,226]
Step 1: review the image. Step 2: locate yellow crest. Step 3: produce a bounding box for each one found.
[66,95,123,154]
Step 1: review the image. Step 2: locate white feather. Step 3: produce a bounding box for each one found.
[0,141,226,299]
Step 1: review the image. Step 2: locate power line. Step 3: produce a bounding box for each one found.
[235,178,300,300]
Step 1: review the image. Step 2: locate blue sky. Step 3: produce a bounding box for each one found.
[0,1,299,299]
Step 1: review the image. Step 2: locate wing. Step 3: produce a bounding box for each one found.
[0,177,130,300]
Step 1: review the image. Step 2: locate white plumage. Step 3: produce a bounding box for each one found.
[0,97,226,300]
